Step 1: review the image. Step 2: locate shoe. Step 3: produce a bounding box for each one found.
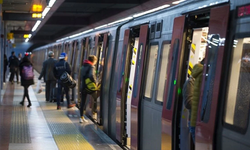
[79,116,88,123]
[67,104,75,109]
[11,81,14,84]
[19,101,24,106]
[27,104,32,107]
[57,106,61,110]
[93,112,97,120]
[79,117,83,123]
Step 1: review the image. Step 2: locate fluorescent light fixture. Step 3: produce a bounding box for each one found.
[81,29,93,34]
[108,16,133,26]
[56,37,69,42]
[29,34,32,38]
[25,38,29,42]
[95,24,108,30]
[69,33,82,38]
[172,0,185,4]
[133,4,170,18]
[32,20,41,32]
[48,0,56,7]
[42,7,50,18]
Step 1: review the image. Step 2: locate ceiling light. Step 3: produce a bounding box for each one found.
[172,0,185,4]
[108,16,133,26]
[32,21,41,32]
[81,29,93,34]
[95,24,108,30]
[25,38,29,42]
[42,7,50,18]
[133,4,170,18]
[48,0,56,7]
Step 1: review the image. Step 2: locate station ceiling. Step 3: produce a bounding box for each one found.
[2,0,178,45]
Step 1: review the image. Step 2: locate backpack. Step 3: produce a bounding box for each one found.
[22,65,34,80]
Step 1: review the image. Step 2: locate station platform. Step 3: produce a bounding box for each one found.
[0,72,122,150]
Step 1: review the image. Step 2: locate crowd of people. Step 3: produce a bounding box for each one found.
[4,51,100,123]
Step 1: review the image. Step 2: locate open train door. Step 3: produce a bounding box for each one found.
[195,4,230,150]
[161,15,185,150]
[131,24,149,150]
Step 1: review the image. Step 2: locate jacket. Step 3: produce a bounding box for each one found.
[19,60,34,87]
[38,57,57,81]
[190,63,203,127]
[80,60,97,92]
[53,59,71,79]
[182,76,195,110]
[9,55,19,72]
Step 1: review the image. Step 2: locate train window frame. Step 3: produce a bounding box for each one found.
[117,45,127,94]
[143,42,159,101]
[223,33,250,134]
[155,41,171,105]
[133,44,143,99]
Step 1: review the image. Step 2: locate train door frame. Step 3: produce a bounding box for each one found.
[161,3,230,150]
[85,33,109,125]
[130,24,149,150]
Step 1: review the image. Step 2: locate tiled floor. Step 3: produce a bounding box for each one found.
[0,72,122,150]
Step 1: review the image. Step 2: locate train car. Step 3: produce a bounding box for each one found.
[32,0,250,149]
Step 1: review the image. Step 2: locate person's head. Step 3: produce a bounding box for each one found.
[11,51,15,56]
[48,51,54,58]
[59,52,67,60]
[242,52,250,62]
[22,56,29,62]
[88,55,97,65]
[18,53,22,58]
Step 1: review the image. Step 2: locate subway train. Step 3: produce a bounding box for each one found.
[31,0,250,149]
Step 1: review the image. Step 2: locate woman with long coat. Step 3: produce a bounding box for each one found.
[19,56,34,107]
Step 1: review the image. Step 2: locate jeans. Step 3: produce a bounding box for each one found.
[57,80,70,106]
[80,91,99,117]
[188,121,195,143]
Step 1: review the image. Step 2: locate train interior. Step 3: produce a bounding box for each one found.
[178,11,210,150]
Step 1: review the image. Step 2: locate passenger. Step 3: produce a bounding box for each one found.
[234,52,250,128]
[19,56,34,107]
[38,51,57,102]
[9,51,19,84]
[189,63,203,142]
[53,52,75,110]
[3,54,8,83]
[79,55,100,123]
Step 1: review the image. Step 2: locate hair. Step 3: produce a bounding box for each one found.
[11,51,15,55]
[48,51,54,57]
[88,55,97,63]
[22,56,30,62]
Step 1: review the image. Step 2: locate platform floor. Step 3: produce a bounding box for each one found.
[0,72,122,150]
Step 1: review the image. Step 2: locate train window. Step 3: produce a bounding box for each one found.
[117,45,127,93]
[144,44,158,99]
[224,37,250,131]
[156,43,171,103]
[133,44,143,98]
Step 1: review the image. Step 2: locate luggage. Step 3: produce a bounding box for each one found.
[60,72,76,88]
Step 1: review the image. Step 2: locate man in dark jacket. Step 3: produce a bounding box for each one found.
[9,51,19,84]
[54,52,75,110]
[79,55,99,123]
[38,51,57,102]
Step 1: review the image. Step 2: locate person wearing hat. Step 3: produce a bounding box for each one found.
[38,51,57,102]
[53,52,75,110]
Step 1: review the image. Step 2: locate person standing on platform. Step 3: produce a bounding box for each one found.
[38,51,57,102]
[79,55,99,123]
[19,56,34,107]
[3,54,8,83]
[9,51,19,84]
[54,52,75,110]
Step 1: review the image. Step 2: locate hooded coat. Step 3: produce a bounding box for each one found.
[190,63,203,127]
[80,60,97,93]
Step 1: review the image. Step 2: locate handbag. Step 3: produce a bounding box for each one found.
[59,62,76,88]
[85,78,97,93]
